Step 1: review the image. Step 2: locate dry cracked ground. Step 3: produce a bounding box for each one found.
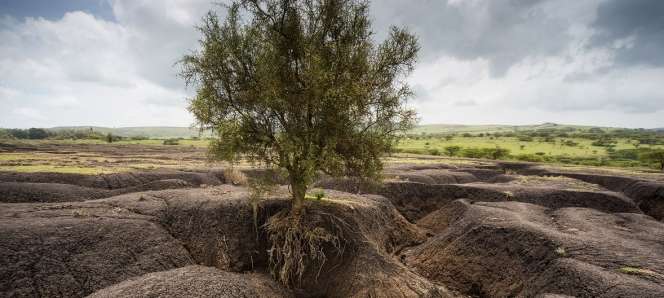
[2,147,664,297]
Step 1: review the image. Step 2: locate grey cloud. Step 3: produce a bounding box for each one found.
[371,0,573,77]
[590,0,664,67]
[110,0,217,89]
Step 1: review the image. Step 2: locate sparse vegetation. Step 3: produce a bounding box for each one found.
[640,149,664,171]
[162,138,180,146]
[617,266,663,278]
[397,125,664,170]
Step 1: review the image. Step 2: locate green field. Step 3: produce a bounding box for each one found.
[3,123,663,170]
[407,123,622,135]
[397,136,659,158]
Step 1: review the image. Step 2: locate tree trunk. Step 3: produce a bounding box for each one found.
[290,176,307,218]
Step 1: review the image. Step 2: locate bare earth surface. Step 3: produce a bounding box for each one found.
[1,143,664,297]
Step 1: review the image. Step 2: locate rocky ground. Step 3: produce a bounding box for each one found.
[1,156,664,297]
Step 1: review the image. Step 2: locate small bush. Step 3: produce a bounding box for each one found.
[163,138,180,145]
[515,154,544,162]
[444,145,462,156]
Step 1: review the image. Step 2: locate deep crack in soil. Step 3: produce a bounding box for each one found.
[1,160,664,297]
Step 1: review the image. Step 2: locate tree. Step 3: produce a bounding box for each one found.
[27,128,49,139]
[444,145,462,156]
[487,147,510,160]
[640,149,664,171]
[106,133,114,143]
[181,0,418,217]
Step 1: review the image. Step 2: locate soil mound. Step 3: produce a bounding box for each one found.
[318,178,638,222]
[1,185,456,297]
[149,187,454,297]
[404,199,664,297]
[86,266,292,298]
[0,201,193,297]
[495,162,664,221]
[0,179,195,203]
[0,170,223,190]
[385,168,479,184]
[285,191,453,297]
[0,182,108,203]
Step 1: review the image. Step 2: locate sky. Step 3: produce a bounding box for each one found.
[1,0,663,129]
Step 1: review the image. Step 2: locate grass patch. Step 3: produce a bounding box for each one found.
[616,266,663,278]
[0,165,128,175]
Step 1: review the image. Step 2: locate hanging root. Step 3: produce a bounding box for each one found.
[265,208,349,288]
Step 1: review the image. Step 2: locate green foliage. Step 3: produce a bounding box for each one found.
[0,129,14,139]
[307,190,326,200]
[591,137,617,147]
[515,154,545,162]
[27,128,49,139]
[459,147,510,160]
[181,0,419,214]
[444,145,462,156]
[562,139,578,147]
[162,138,180,145]
[640,149,664,171]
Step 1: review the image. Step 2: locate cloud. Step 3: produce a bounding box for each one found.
[0,2,216,128]
[1,0,663,129]
[370,0,595,77]
[590,0,664,67]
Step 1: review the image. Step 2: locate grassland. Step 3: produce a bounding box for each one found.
[2,123,663,173]
[397,136,661,158]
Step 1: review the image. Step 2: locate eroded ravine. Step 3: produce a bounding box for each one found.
[2,163,664,297]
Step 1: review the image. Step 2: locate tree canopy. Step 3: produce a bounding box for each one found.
[181,0,419,215]
[640,149,664,171]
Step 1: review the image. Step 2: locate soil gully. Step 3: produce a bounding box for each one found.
[2,164,664,297]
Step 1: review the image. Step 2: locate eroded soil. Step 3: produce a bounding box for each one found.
[1,145,664,297]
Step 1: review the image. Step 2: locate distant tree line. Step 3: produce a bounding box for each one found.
[406,127,664,146]
[399,126,664,171]
[0,127,151,141]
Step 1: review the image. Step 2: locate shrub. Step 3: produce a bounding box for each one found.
[428,149,441,156]
[444,145,462,156]
[460,148,484,158]
[162,139,180,145]
[28,128,49,139]
[515,154,544,162]
[561,139,578,147]
[640,149,664,171]
[0,129,14,139]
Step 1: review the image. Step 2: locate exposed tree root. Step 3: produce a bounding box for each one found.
[265,207,349,288]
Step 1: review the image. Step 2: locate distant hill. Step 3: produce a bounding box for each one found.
[407,123,615,135]
[49,126,211,139]
[29,123,653,138]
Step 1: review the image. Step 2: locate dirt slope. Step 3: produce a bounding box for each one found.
[405,199,664,297]
[1,185,456,297]
[86,266,291,298]
[3,162,664,297]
